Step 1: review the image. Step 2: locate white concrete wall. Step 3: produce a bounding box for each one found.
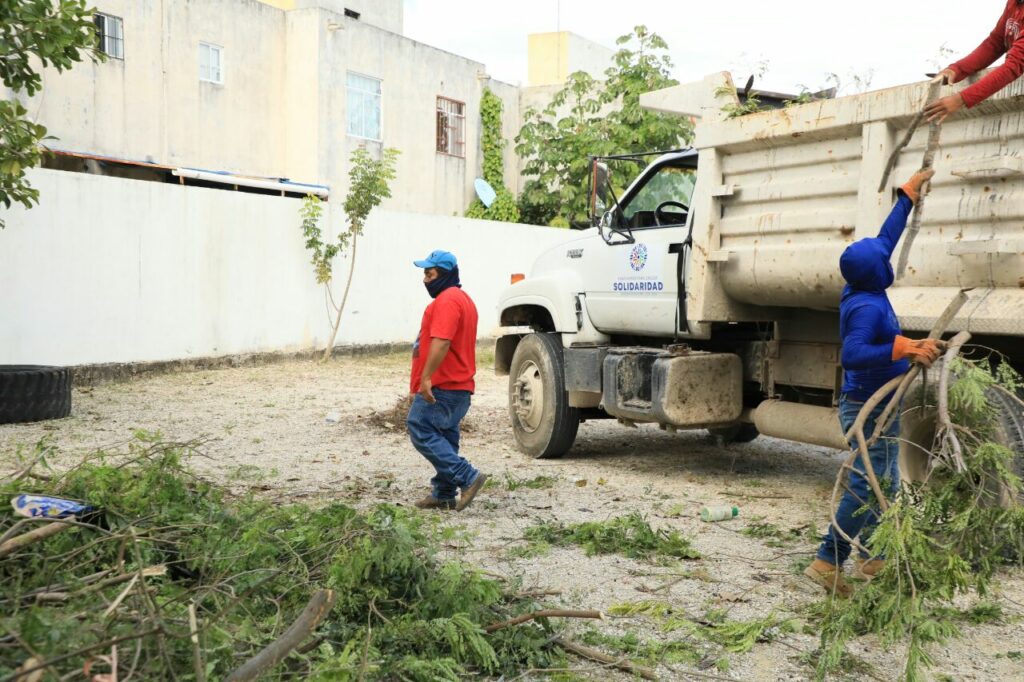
[0,170,572,367]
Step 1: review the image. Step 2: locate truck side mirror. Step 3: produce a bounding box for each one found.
[589,161,610,226]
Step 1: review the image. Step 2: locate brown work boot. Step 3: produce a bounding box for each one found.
[899,168,935,204]
[854,557,885,580]
[804,558,853,598]
[456,473,489,511]
[414,495,456,511]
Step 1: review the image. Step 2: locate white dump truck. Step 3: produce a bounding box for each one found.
[494,71,1024,473]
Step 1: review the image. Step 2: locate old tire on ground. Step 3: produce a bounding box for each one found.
[0,366,72,424]
[708,423,760,444]
[508,333,580,458]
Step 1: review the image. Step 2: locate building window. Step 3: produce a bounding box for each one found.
[347,72,382,141]
[436,97,465,157]
[93,13,124,59]
[199,42,223,84]
[344,8,360,19]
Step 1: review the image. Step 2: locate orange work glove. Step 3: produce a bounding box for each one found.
[900,168,936,204]
[892,336,946,367]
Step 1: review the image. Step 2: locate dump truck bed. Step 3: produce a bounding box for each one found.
[641,72,1024,337]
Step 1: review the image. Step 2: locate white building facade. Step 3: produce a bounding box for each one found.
[13,0,523,215]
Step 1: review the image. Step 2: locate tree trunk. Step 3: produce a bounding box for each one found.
[322,233,359,361]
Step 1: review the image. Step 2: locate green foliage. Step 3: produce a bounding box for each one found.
[601,600,798,669]
[0,437,561,679]
[465,88,520,223]
[344,146,401,237]
[0,0,100,227]
[300,195,334,284]
[515,26,693,226]
[524,512,700,562]
[300,147,399,285]
[813,357,1024,681]
[479,88,504,189]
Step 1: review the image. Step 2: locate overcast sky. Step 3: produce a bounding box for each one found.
[403,0,1002,94]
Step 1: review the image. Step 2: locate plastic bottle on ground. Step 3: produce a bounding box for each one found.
[699,504,739,522]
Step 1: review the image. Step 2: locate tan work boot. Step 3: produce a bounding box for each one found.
[456,473,489,511]
[414,495,456,511]
[804,558,853,598]
[854,557,885,580]
[899,168,935,204]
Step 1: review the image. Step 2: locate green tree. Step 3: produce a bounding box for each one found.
[300,146,399,360]
[1,0,101,228]
[515,26,693,227]
[465,88,519,222]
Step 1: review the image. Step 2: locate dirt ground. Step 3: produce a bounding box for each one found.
[3,350,1023,681]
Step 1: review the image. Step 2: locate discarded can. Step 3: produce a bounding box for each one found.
[700,505,739,522]
[11,494,92,519]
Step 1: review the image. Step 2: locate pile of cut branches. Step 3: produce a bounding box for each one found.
[815,336,1024,681]
[0,436,561,680]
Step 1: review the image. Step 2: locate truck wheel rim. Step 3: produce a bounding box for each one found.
[513,361,544,433]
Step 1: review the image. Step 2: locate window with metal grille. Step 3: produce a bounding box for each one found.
[347,72,382,141]
[436,97,465,158]
[93,13,124,59]
[199,42,224,84]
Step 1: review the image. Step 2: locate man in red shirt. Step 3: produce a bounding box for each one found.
[406,250,488,511]
[925,0,1024,123]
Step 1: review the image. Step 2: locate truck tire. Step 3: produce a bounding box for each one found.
[508,333,580,458]
[0,366,72,424]
[708,423,760,444]
[991,387,1024,481]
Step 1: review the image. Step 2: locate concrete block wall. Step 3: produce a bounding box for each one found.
[0,170,572,367]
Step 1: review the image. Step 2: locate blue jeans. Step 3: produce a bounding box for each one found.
[817,395,901,566]
[407,389,479,501]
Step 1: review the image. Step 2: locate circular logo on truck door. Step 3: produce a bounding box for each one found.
[629,243,648,272]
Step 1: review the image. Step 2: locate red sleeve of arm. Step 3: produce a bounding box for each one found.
[948,3,1011,81]
[428,296,461,340]
[959,36,1024,107]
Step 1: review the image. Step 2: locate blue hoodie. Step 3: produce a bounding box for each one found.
[839,193,913,401]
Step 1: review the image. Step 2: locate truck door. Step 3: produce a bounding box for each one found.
[583,162,696,336]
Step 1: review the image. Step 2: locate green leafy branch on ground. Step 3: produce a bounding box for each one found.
[590,599,798,672]
[814,354,1024,681]
[524,513,700,562]
[0,437,563,680]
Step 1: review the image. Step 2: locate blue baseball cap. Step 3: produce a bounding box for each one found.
[413,249,458,271]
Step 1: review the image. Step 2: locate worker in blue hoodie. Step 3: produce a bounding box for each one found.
[805,168,944,597]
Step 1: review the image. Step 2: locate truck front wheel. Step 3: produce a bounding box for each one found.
[508,333,580,458]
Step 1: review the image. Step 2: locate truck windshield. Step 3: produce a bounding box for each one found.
[621,165,695,229]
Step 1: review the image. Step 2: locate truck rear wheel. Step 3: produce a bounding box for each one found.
[992,387,1024,482]
[508,333,580,458]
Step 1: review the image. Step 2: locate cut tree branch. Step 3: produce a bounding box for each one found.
[485,609,604,633]
[0,521,71,559]
[555,637,657,680]
[225,589,336,682]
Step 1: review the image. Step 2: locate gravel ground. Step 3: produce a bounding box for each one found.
[3,351,1023,681]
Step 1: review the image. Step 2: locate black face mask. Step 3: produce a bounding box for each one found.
[425,266,461,298]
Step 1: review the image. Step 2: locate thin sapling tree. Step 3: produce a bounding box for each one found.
[300,146,399,360]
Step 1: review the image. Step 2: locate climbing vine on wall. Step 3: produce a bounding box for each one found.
[466,88,520,223]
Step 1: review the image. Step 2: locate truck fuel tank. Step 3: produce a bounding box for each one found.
[602,347,742,427]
